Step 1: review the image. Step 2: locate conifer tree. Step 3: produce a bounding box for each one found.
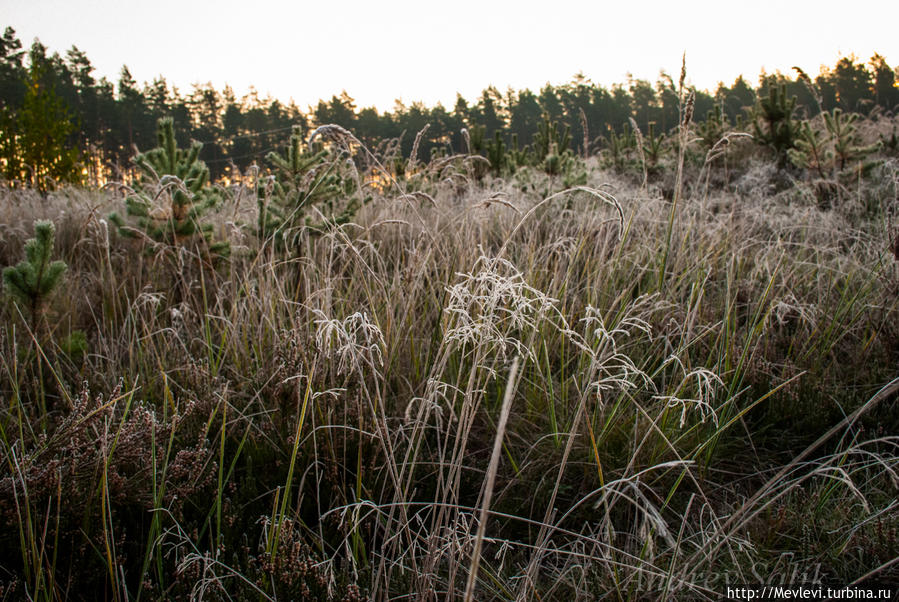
[642,121,665,167]
[467,125,486,155]
[824,108,879,171]
[751,83,800,168]
[533,113,572,162]
[2,220,67,330]
[603,123,636,171]
[1,56,80,191]
[256,125,359,247]
[543,142,564,178]
[465,125,490,180]
[787,110,879,178]
[870,54,899,111]
[486,130,511,176]
[508,133,532,169]
[110,117,228,256]
[788,120,832,179]
[531,113,583,188]
[697,105,729,151]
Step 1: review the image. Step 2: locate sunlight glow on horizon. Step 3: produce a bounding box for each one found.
[4,0,898,114]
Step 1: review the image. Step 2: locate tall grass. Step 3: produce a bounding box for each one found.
[0,137,898,599]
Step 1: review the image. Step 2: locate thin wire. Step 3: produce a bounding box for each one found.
[203,146,280,164]
[196,125,298,145]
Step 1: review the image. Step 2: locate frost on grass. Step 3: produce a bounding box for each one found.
[404,378,465,426]
[654,365,723,428]
[572,295,724,426]
[442,255,559,363]
[569,296,655,400]
[314,310,385,376]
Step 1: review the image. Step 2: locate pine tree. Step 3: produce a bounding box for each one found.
[508,133,532,169]
[256,125,359,248]
[109,117,228,256]
[751,83,800,168]
[465,125,490,181]
[486,130,511,176]
[0,53,81,191]
[787,110,879,178]
[870,54,899,111]
[533,113,584,193]
[2,220,67,331]
[829,56,873,112]
[824,108,879,171]
[788,120,832,179]
[467,124,486,155]
[642,121,665,167]
[543,142,563,178]
[697,105,729,151]
[0,27,26,108]
[533,113,572,162]
[602,123,636,171]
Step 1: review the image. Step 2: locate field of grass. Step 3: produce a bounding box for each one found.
[1,118,899,600]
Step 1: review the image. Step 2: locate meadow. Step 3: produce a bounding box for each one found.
[1,105,899,600]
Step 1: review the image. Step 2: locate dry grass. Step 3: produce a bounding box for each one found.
[1,132,898,600]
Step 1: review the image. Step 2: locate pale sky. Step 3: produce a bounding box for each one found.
[3,0,898,112]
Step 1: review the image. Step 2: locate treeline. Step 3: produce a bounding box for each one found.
[1,24,898,188]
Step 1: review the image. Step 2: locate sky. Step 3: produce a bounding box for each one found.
[3,0,898,113]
